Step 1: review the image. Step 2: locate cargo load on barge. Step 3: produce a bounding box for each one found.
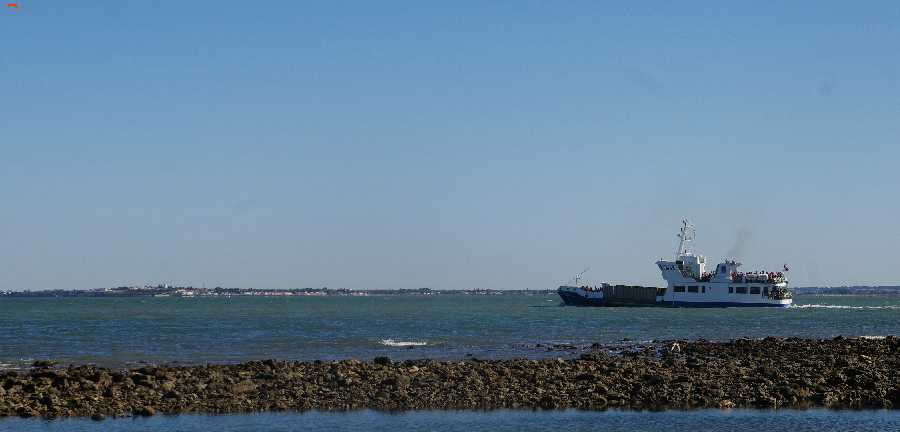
[557,220,792,308]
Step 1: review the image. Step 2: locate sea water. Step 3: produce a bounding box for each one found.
[3,408,900,431]
[2,294,899,429]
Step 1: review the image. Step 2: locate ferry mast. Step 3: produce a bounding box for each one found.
[676,220,694,257]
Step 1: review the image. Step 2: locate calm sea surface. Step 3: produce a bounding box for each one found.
[2,294,900,430]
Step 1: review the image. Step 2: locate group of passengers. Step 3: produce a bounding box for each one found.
[766,286,791,300]
[729,271,786,281]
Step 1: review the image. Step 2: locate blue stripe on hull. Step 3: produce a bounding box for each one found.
[655,300,789,308]
[559,292,789,308]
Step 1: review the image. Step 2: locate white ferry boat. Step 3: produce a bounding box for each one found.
[558,220,792,307]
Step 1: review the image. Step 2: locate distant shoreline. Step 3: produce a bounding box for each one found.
[3,286,900,298]
[0,287,558,298]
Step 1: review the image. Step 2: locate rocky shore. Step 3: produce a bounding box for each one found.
[2,336,898,420]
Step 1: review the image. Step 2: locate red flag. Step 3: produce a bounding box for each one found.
[783,264,789,272]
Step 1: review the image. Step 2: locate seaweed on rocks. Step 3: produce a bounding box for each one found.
[1,337,899,419]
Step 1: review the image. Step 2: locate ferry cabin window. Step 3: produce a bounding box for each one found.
[750,287,761,295]
[736,286,747,294]
[674,286,686,292]
[688,286,699,293]
[702,286,706,293]
[728,286,733,294]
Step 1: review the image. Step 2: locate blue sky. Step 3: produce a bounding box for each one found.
[1,1,898,290]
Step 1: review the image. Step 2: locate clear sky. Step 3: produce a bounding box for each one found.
[1,1,898,291]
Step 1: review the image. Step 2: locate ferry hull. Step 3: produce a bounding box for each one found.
[558,286,791,308]
[559,293,791,308]
[557,290,604,306]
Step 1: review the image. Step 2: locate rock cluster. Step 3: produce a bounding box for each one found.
[1,337,898,420]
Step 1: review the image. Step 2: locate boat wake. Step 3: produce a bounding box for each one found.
[379,339,428,347]
[791,304,900,310]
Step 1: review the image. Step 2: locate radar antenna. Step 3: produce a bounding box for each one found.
[566,268,589,287]
[676,220,694,257]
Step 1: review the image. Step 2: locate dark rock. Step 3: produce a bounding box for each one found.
[31,371,59,379]
[89,372,112,384]
[134,406,155,417]
[231,380,257,393]
[394,374,411,388]
[374,356,392,366]
[207,382,227,391]
[18,409,40,418]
